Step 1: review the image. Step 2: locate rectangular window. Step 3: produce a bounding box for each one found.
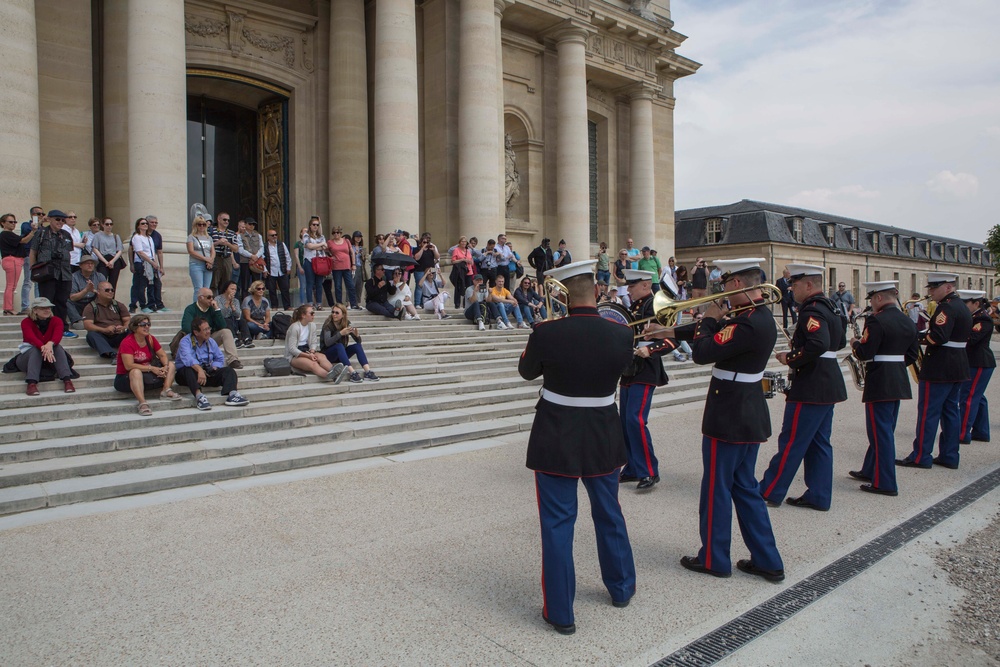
[872,231,879,249]
[825,225,835,246]
[908,238,915,255]
[911,273,917,296]
[890,236,898,254]
[873,270,881,281]
[792,219,803,242]
[850,228,858,250]
[893,271,899,283]
[705,218,722,244]
[829,268,837,294]
[852,269,860,299]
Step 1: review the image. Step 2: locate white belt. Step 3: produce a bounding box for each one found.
[942,341,966,349]
[873,355,905,362]
[540,389,616,408]
[820,351,838,359]
[712,368,765,383]
[636,341,655,348]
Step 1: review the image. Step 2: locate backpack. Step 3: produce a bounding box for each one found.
[262,357,291,376]
[270,312,291,340]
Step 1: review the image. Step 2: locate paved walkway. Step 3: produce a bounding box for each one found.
[1,378,997,666]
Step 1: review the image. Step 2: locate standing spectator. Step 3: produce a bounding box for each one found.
[127,218,155,313]
[216,280,253,349]
[326,225,357,308]
[412,232,439,307]
[209,212,238,292]
[18,206,44,313]
[82,217,101,253]
[285,304,346,381]
[186,215,215,301]
[709,263,723,294]
[450,236,474,308]
[1,213,32,315]
[175,316,249,411]
[675,264,689,300]
[418,268,450,319]
[242,279,272,340]
[64,211,85,273]
[480,238,500,286]
[17,297,75,395]
[113,314,182,415]
[775,269,797,332]
[831,281,857,319]
[263,227,293,310]
[624,238,640,269]
[89,218,125,293]
[365,264,399,318]
[527,237,554,286]
[82,281,130,360]
[906,292,929,330]
[237,217,263,301]
[595,242,611,286]
[468,236,483,274]
[691,257,708,300]
[301,217,327,309]
[181,288,243,368]
[292,227,308,307]
[614,249,630,307]
[637,247,662,293]
[320,304,380,382]
[29,210,75,337]
[553,239,572,268]
[145,215,168,311]
[66,254,107,327]
[350,231,367,308]
[495,233,514,286]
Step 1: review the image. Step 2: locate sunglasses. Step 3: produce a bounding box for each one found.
[101,288,114,292]
[67,215,77,219]
[136,321,151,327]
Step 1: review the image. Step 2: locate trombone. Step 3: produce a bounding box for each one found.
[626,283,784,335]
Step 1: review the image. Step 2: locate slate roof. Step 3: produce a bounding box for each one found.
[675,199,990,267]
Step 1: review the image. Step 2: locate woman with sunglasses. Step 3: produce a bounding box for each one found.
[614,249,630,307]
[17,297,75,395]
[326,225,358,309]
[113,314,181,416]
[389,267,420,320]
[285,304,347,382]
[301,218,327,310]
[1,213,32,315]
[241,279,272,340]
[186,215,216,301]
[320,303,379,382]
[128,218,156,313]
[88,218,125,294]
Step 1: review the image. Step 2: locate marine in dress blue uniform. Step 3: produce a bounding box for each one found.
[847,281,919,496]
[618,269,674,491]
[760,264,847,511]
[518,260,636,635]
[661,258,784,581]
[956,291,994,444]
[897,273,973,469]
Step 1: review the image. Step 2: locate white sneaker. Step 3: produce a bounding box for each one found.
[519,322,531,329]
[496,320,508,330]
[404,312,414,320]
[478,319,486,331]
[414,314,420,320]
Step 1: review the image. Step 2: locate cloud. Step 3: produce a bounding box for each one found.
[986,126,1000,139]
[925,171,979,199]
[788,185,881,215]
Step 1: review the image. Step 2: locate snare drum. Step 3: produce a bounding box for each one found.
[761,371,787,399]
[597,302,632,327]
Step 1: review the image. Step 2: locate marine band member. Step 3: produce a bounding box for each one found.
[760,264,847,512]
[956,290,994,444]
[847,281,919,496]
[897,272,972,470]
[518,260,636,635]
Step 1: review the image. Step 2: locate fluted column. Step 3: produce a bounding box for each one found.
[103,0,129,231]
[374,0,420,234]
[330,0,369,235]
[0,0,41,216]
[459,0,502,243]
[495,0,512,222]
[554,25,591,258]
[629,85,656,249]
[127,0,187,249]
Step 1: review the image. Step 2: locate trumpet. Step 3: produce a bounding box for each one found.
[900,296,928,383]
[626,283,785,336]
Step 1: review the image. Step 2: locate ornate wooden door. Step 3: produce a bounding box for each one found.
[258,99,287,242]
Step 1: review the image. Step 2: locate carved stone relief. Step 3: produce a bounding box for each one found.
[586,30,660,77]
[184,8,314,73]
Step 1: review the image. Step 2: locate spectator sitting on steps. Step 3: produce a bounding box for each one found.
[464,273,490,331]
[285,304,348,382]
[320,303,379,382]
[113,313,182,416]
[82,281,130,361]
[179,288,242,369]
[66,254,107,328]
[365,263,400,318]
[17,297,75,396]
[418,268,450,319]
[488,274,529,330]
[174,316,249,411]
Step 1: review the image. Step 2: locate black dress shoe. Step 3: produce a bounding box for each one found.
[619,473,639,484]
[848,470,872,482]
[612,596,632,608]
[762,495,781,508]
[785,495,828,511]
[543,615,576,635]
[736,559,785,583]
[680,555,731,578]
[895,458,932,469]
[971,436,990,443]
[636,475,660,490]
[860,484,898,496]
[932,457,958,470]
[959,439,972,445]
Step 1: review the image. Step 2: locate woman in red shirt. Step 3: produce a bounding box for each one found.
[113,313,181,416]
[326,226,358,309]
[17,297,74,395]
[450,236,474,309]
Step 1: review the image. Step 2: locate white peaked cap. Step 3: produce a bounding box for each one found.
[786,263,826,279]
[622,269,656,283]
[544,259,597,283]
[863,280,898,298]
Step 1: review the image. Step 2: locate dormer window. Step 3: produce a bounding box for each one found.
[824,225,835,246]
[890,236,898,254]
[705,218,723,244]
[908,238,915,255]
[849,228,858,250]
[872,231,880,249]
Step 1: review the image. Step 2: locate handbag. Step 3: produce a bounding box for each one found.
[249,256,267,274]
[30,261,54,283]
[311,255,333,277]
[263,357,292,376]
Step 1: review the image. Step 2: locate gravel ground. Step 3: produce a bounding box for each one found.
[937,510,1000,664]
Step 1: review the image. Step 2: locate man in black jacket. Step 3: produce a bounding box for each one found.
[775,269,797,332]
[527,237,553,286]
[957,290,994,444]
[848,281,919,496]
[760,263,847,511]
[29,210,75,337]
[364,264,399,318]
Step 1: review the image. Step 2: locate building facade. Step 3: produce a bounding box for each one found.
[1,0,698,301]
[675,200,994,299]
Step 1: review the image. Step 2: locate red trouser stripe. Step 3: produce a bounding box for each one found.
[764,403,802,498]
[534,474,547,618]
[868,403,879,488]
[705,439,717,570]
[961,368,983,437]
[638,384,655,476]
[916,381,930,461]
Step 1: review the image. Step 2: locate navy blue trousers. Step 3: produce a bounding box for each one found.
[698,437,782,575]
[860,401,900,493]
[619,383,658,479]
[534,471,636,627]
[760,402,835,510]
[960,367,992,443]
[904,380,962,467]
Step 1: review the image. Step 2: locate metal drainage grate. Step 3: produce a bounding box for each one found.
[653,466,1000,667]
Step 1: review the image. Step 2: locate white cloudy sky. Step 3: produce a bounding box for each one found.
[670,0,1000,245]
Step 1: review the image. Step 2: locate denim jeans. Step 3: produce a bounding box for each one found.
[494,302,523,325]
[412,270,425,306]
[246,320,271,339]
[303,259,323,306]
[331,269,357,307]
[520,304,547,324]
[322,342,369,367]
[297,269,307,306]
[129,264,147,309]
[20,256,35,311]
[188,261,213,302]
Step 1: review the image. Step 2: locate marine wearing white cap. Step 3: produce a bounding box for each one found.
[715,257,766,282]
[956,289,986,301]
[786,263,826,280]
[622,268,656,284]
[925,271,958,287]
[862,280,898,299]
[544,259,597,283]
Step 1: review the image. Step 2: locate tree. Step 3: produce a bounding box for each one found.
[987,224,1000,275]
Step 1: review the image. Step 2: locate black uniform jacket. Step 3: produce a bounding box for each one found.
[519,306,634,477]
[620,293,671,388]
[686,302,777,443]
[851,306,919,403]
[920,292,972,382]
[784,293,848,404]
[967,308,996,369]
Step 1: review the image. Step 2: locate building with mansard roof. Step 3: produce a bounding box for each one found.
[674,200,994,299]
[1,0,698,303]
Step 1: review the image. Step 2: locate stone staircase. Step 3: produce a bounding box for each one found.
[0,308,823,516]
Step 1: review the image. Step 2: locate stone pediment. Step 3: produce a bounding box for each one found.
[184,0,318,73]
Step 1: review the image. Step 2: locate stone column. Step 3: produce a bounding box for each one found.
[629,85,656,249]
[0,0,41,216]
[374,0,420,234]
[102,0,130,231]
[330,0,369,236]
[554,25,591,259]
[458,0,502,244]
[495,0,512,222]
[126,0,187,250]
